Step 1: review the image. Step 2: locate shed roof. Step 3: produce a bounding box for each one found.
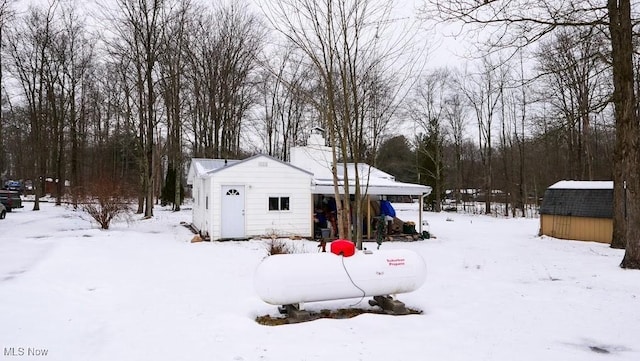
[540,181,613,218]
[548,180,613,190]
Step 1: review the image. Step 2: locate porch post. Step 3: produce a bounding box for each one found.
[367,195,371,240]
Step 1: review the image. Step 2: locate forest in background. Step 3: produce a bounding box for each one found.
[0,0,621,217]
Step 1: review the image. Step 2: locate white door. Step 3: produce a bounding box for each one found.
[221,185,245,239]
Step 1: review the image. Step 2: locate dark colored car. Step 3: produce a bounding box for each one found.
[0,190,23,211]
[5,180,23,193]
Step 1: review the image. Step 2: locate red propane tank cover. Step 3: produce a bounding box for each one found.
[330,239,356,257]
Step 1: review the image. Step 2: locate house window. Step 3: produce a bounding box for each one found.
[205,196,209,210]
[226,189,240,196]
[269,196,290,211]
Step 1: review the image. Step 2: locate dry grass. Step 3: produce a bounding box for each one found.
[265,239,299,256]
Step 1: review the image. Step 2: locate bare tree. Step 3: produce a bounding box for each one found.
[158,0,193,211]
[443,92,467,206]
[260,0,422,248]
[408,68,451,212]
[513,53,530,217]
[184,2,264,159]
[421,0,639,268]
[359,66,406,166]
[4,1,62,211]
[64,5,96,207]
[458,57,505,214]
[0,0,14,182]
[255,46,313,160]
[102,0,170,217]
[39,2,96,206]
[535,28,610,180]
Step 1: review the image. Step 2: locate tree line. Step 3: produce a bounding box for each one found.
[0,0,636,266]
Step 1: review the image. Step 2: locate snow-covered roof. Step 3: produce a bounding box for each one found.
[186,158,240,185]
[336,163,395,181]
[312,163,430,195]
[312,176,431,196]
[289,132,430,196]
[204,154,312,176]
[548,180,613,190]
[186,155,313,185]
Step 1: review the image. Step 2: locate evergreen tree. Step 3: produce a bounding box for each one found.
[376,135,417,183]
[160,166,184,209]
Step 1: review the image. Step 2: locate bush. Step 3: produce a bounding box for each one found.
[78,179,133,230]
[265,239,297,256]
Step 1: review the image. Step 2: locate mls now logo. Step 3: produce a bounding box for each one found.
[4,347,49,356]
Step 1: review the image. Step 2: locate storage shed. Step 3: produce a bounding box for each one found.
[187,154,313,241]
[539,180,613,243]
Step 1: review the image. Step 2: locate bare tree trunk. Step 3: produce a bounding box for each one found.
[609,0,640,268]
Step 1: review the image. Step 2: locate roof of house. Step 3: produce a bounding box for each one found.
[311,163,430,196]
[540,181,613,218]
[204,154,313,176]
[186,155,312,185]
[289,132,430,196]
[311,176,431,196]
[186,158,241,185]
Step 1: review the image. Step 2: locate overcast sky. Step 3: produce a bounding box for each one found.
[10,0,471,70]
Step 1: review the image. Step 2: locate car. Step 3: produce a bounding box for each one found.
[0,203,5,219]
[0,190,23,211]
[5,180,23,193]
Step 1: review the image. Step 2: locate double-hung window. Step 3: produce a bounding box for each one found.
[268,196,290,211]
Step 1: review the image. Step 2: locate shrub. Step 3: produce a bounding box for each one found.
[78,178,133,230]
[265,239,297,256]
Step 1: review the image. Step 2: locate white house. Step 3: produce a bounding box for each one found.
[187,129,432,241]
[187,154,313,240]
[289,128,432,237]
[290,128,430,197]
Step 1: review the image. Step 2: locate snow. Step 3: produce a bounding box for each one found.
[549,180,613,190]
[1,201,639,360]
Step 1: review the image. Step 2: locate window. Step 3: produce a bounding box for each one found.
[269,196,290,211]
[226,189,240,196]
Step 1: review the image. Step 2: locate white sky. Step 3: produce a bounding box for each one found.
[11,0,472,68]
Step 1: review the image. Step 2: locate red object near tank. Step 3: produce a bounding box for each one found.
[330,239,356,257]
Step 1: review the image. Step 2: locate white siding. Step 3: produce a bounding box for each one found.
[190,176,204,234]
[207,156,312,240]
[204,177,213,237]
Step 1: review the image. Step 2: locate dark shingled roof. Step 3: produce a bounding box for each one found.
[539,188,613,218]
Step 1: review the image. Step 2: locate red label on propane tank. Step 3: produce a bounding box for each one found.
[387,258,405,266]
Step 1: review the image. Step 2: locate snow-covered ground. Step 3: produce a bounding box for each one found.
[1,201,639,361]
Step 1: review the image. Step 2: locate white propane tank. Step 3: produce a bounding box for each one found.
[254,249,427,305]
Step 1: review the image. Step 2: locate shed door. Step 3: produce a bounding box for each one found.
[221,185,245,239]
